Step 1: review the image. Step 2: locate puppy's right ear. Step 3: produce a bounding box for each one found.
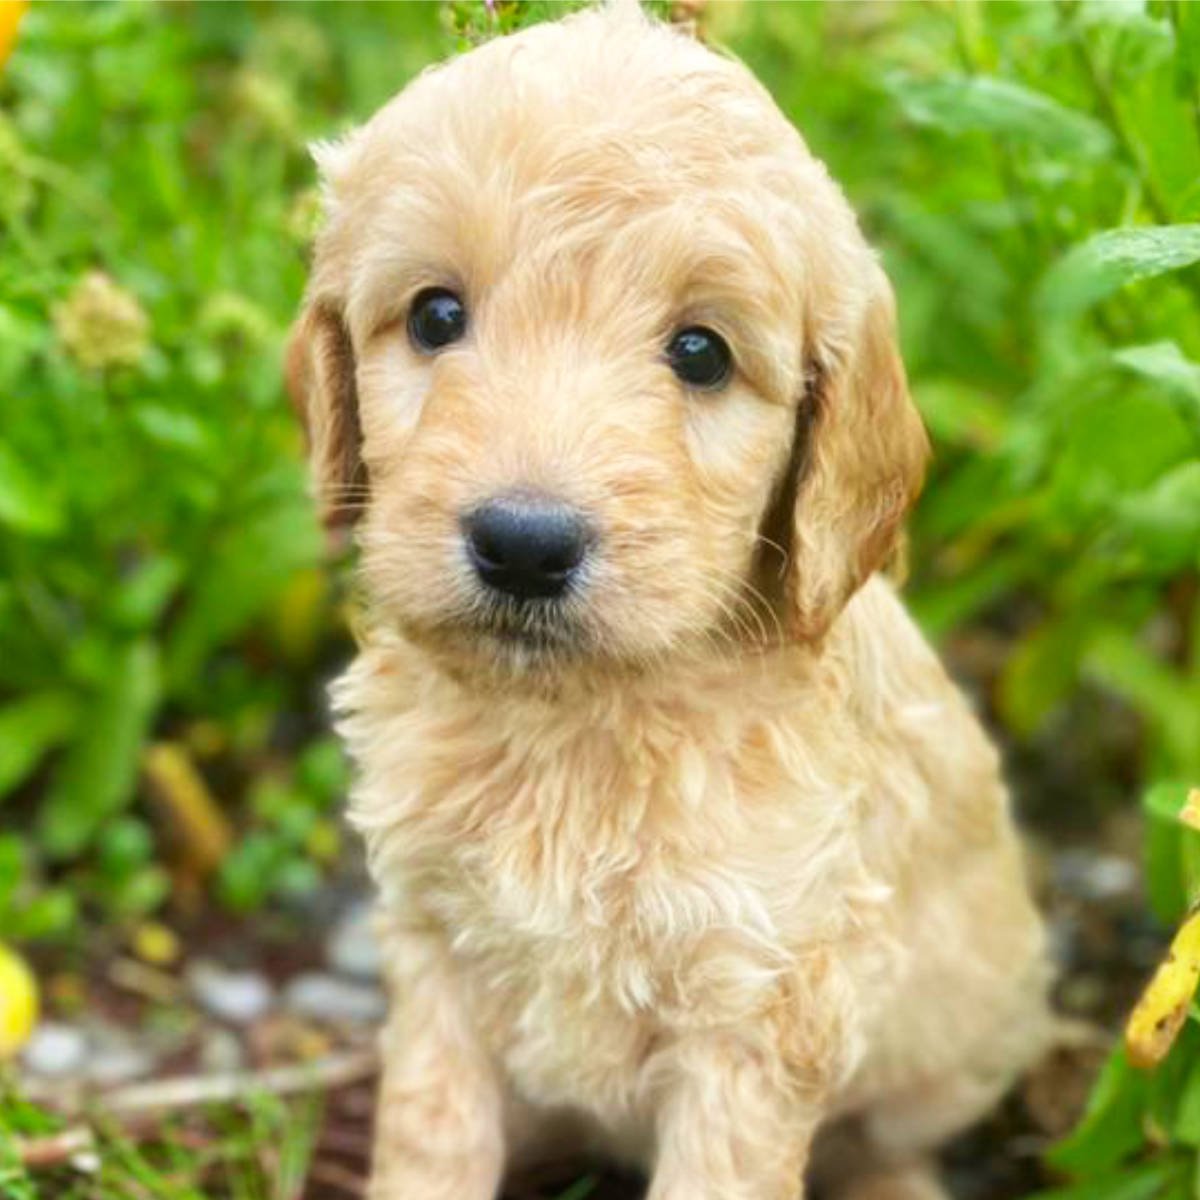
[285,302,366,529]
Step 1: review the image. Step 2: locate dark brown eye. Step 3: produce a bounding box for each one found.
[666,326,733,390]
[408,288,467,352]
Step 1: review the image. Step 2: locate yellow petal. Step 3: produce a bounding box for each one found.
[0,1,28,72]
[0,941,39,1058]
[1126,905,1200,1069]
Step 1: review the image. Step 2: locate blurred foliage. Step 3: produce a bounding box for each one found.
[715,0,1200,799]
[1,0,1199,1189]
[0,1083,320,1199]
[0,0,443,931]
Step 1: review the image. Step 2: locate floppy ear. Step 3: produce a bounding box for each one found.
[285,302,367,529]
[767,265,929,641]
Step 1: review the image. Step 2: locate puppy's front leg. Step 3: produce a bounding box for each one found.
[647,1032,819,1200]
[369,925,503,1200]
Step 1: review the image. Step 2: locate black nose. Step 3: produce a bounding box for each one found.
[463,496,590,600]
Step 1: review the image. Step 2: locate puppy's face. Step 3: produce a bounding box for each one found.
[290,6,928,675]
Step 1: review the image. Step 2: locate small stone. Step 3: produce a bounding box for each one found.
[1046,915,1082,971]
[22,1021,87,1077]
[1053,849,1139,902]
[198,1028,244,1074]
[186,960,274,1025]
[283,972,385,1026]
[326,901,382,980]
[87,1024,155,1085]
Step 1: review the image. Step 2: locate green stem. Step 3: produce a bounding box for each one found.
[1060,0,1173,225]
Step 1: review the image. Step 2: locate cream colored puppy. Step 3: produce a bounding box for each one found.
[287,4,1052,1198]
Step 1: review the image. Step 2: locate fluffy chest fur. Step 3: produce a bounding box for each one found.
[332,589,955,1118]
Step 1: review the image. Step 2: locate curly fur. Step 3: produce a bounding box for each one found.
[286,5,1052,1197]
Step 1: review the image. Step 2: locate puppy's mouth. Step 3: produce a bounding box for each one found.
[470,593,589,655]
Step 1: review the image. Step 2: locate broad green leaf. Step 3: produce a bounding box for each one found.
[1148,1019,1200,1138]
[889,74,1112,158]
[1112,342,1200,422]
[1048,391,1193,520]
[1171,0,1200,94]
[1171,1053,1200,1145]
[1029,1157,1187,1200]
[1087,636,1200,778]
[1038,225,1200,320]
[1047,1045,1152,1174]
[0,691,76,798]
[109,555,184,631]
[1117,462,1200,573]
[39,639,161,860]
[0,835,24,896]
[912,379,1009,450]
[131,405,212,454]
[1140,782,1195,921]
[1148,1020,1200,1148]
[0,443,61,536]
[165,485,322,694]
[999,616,1091,736]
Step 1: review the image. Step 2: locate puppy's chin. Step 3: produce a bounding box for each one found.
[396,598,597,683]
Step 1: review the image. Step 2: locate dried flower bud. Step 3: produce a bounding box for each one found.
[53,271,150,371]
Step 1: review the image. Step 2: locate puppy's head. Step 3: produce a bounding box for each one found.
[288,3,928,675]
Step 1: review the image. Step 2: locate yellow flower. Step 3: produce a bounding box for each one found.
[1126,902,1200,1069]
[0,941,38,1058]
[0,1,28,73]
[53,271,150,371]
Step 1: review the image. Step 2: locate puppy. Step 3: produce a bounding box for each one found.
[287,4,1052,1198]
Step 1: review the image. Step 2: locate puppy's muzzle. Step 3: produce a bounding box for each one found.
[463,493,591,602]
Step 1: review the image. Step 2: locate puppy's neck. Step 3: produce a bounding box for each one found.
[402,628,821,722]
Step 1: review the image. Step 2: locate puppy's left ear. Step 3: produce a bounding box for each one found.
[775,264,929,641]
[285,301,366,529]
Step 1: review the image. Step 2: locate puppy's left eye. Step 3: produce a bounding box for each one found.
[666,326,733,391]
[408,288,467,353]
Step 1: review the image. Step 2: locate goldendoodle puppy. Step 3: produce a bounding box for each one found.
[287,4,1052,1197]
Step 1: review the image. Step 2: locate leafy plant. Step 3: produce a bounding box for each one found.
[2,0,1200,1191]
[0,1,446,929]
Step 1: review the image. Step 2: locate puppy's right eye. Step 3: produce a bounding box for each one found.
[408,288,467,353]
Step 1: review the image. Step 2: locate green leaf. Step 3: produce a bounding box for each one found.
[1141,782,1197,921]
[1029,1157,1188,1200]
[999,616,1091,736]
[1048,391,1193,520]
[0,443,62,537]
[1116,462,1200,573]
[913,378,1010,450]
[1113,342,1200,414]
[0,691,76,797]
[889,74,1112,158]
[38,639,161,860]
[1087,636,1200,778]
[1170,1052,1200,1145]
[1171,0,1200,94]
[1047,1045,1152,1175]
[165,484,322,694]
[131,405,212,454]
[1148,1018,1200,1141]
[1038,225,1200,320]
[109,555,184,631]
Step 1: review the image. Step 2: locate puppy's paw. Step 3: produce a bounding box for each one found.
[829,1163,948,1200]
[367,1148,503,1200]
